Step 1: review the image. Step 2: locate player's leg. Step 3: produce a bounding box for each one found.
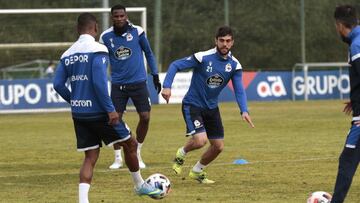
[109,84,128,169]
[189,107,224,184]
[135,111,150,168]
[79,148,99,203]
[73,119,102,203]
[331,124,360,203]
[188,139,223,184]
[109,111,125,169]
[173,104,207,174]
[130,82,151,169]
[102,120,161,197]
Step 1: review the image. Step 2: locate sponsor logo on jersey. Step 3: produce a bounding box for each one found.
[225,63,232,72]
[70,100,92,107]
[64,54,88,66]
[126,33,133,41]
[206,74,224,88]
[71,75,88,82]
[115,46,132,60]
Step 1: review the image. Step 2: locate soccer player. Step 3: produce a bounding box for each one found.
[161,26,255,183]
[331,5,360,203]
[100,4,161,169]
[53,13,161,203]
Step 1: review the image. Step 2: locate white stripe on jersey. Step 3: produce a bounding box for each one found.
[132,25,144,36]
[99,27,114,44]
[231,56,243,70]
[194,48,217,62]
[61,34,108,59]
[352,53,360,62]
[194,48,242,70]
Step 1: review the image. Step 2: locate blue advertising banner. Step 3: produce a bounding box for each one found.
[0,78,68,112]
[219,70,349,102]
[0,70,350,113]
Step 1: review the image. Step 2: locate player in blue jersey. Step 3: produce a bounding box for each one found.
[100,4,161,169]
[161,26,255,183]
[331,5,360,203]
[53,13,161,202]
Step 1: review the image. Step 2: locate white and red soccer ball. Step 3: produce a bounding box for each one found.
[307,191,332,203]
[145,173,171,199]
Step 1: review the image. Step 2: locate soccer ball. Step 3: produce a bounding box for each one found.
[145,173,171,199]
[307,191,332,203]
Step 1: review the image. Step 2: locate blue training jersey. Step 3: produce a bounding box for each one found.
[163,48,248,113]
[53,34,115,120]
[99,23,158,85]
[348,26,360,117]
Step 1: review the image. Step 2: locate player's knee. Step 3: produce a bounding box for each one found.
[127,137,138,152]
[139,112,150,123]
[195,138,207,148]
[212,143,224,153]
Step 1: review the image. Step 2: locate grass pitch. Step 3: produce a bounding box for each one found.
[1,100,360,203]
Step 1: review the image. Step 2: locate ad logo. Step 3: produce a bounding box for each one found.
[257,76,287,98]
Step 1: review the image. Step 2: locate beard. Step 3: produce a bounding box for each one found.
[216,46,230,56]
[340,34,351,44]
[113,22,129,35]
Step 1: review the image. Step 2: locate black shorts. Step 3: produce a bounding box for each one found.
[111,81,151,113]
[73,119,131,151]
[182,104,224,139]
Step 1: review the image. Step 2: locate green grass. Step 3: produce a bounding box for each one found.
[1,100,360,202]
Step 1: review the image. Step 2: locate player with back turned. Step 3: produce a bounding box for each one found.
[53,12,161,203]
[331,5,360,203]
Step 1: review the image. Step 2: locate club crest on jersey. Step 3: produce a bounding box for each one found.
[206,74,224,88]
[225,63,232,72]
[126,33,133,41]
[115,46,132,60]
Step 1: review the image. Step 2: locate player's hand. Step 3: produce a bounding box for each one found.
[108,111,119,125]
[161,88,171,104]
[153,74,162,94]
[343,101,352,115]
[242,112,255,128]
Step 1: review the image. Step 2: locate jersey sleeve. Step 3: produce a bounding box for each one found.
[351,43,360,75]
[231,70,248,113]
[163,55,199,88]
[91,53,115,113]
[139,32,158,75]
[53,61,71,103]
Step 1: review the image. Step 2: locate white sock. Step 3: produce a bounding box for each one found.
[79,183,90,203]
[137,142,143,153]
[130,170,145,189]
[192,161,206,173]
[114,149,122,162]
[179,147,187,156]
